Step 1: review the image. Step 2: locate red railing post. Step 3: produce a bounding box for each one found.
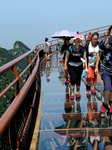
[12,67,20,97]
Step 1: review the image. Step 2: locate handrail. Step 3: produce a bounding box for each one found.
[0,49,35,76]
[79,24,111,41]
[0,52,38,99]
[0,56,39,135]
[80,24,111,35]
[0,39,58,139]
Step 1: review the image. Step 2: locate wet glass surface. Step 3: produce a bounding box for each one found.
[37,53,112,150]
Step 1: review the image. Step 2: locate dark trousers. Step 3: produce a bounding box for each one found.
[68,64,83,86]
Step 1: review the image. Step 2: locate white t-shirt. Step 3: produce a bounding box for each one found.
[88,42,99,66]
[44,42,49,53]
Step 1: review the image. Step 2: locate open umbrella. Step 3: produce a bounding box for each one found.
[52,30,76,38]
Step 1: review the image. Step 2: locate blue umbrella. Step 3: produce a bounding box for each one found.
[52,30,76,38]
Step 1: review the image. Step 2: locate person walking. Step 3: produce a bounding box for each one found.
[64,34,87,100]
[95,25,112,117]
[88,32,92,41]
[61,38,71,85]
[85,32,99,94]
[44,38,50,60]
[57,38,64,62]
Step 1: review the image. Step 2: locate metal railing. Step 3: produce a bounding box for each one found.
[0,40,58,149]
[80,24,111,40]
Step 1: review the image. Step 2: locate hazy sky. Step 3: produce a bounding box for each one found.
[0,0,112,50]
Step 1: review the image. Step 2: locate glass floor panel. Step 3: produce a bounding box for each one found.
[37,129,112,150]
[36,53,112,150]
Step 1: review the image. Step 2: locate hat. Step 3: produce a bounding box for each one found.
[73,34,82,40]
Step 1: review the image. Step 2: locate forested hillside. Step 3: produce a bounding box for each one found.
[0,41,30,66]
[0,41,31,117]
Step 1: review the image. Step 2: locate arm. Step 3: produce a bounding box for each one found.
[95,51,102,74]
[64,50,69,70]
[83,51,88,71]
[95,38,104,74]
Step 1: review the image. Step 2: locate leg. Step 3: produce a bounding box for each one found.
[92,96,98,112]
[109,92,112,108]
[100,73,112,116]
[65,67,69,80]
[91,70,97,94]
[75,65,83,100]
[104,91,111,105]
[104,137,112,150]
[86,66,92,91]
[92,82,96,90]
[75,65,83,94]
[91,66,97,89]
[108,76,112,114]
[102,74,111,105]
[70,85,75,95]
[63,60,69,85]
[76,85,80,94]
[68,65,76,100]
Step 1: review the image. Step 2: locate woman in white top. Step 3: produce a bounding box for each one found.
[85,32,99,94]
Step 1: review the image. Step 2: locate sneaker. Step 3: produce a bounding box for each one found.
[91,89,96,95]
[70,94,74,100]
[76,94,81,101]
[65,80,69,86]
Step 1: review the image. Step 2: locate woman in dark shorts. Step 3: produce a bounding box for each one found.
[64,34,88,100]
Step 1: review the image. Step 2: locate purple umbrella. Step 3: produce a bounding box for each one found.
[52,30,61,38]
[52,30,76,38]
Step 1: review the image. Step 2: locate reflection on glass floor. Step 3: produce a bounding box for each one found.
[37,53,112,150]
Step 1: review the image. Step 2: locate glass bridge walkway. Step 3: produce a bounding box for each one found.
[31,52,112,150]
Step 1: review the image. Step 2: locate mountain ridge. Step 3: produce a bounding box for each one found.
[0,41,30,67]
[0,41,31,117]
